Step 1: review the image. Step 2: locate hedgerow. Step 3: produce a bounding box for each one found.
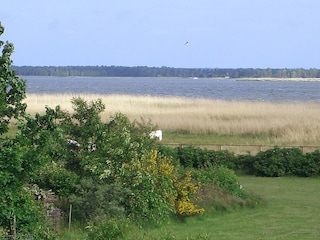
[157,145,320,177]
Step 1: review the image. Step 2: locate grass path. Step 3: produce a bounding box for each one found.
[145,176,320,239]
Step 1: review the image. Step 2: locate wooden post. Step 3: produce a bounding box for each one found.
[300,146,304,153]
[68,204,72,231]
[13,215,16,240]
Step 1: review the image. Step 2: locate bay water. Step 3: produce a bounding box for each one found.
[24,76,320,102]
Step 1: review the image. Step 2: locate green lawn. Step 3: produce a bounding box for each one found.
[139,176,320,240]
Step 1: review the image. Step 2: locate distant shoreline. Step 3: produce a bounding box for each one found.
[13,66,320,79]
[20,75,320,82]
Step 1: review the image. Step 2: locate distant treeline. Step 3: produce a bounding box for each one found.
[12,65,320,78]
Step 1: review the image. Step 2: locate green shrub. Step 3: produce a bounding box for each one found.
[231,147,320,177]
[86,217,129,240]
[193,166,246,198]
[234,154,256,174]
[69,179,130,222]
[253,147,304,177]
[210,150,237,169]
[302,150,320,176]
[177,146,204,168]
[177,146,236,169]
[156,145,179,165]
[35,162,79,197]
[162,145,320,177]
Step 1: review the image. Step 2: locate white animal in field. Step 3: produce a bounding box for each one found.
[149,130,162,141]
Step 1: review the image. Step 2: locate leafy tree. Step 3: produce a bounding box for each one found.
[0,154,50,237]
[0,22,26,135]
[0,22,54,238]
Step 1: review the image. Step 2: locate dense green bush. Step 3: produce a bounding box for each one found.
[301,150,320,176]
[177,146,208,168]
[156,145,179,164]
[210,150,237,169]
[234,154,256,174]
[171,145,320,177]
[253,147,305,177]
[69,179,130,222]
[176,146,236,169]
[237,147,320,177]
[86,217,130,240]
[35,162,79,197]
[193,166,246,198]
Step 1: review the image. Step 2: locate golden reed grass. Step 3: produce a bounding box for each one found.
[25,94,320,144]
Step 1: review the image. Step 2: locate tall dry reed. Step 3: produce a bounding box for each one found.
[25,94,320,144]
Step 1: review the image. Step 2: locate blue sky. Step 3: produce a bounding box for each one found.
[1,0,320,68]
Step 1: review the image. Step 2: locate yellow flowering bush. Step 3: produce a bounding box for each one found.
[145,150,174,175]
[174,170,205,216]
[121,150,203,223]
[120,150,176,223]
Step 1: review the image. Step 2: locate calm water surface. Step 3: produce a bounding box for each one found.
[24,76,320,102]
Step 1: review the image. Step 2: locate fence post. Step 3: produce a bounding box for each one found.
[300,146,304,153]
[68,204,72,232]
[13,215,16,240]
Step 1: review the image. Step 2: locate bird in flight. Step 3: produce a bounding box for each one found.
[184,41,189,45]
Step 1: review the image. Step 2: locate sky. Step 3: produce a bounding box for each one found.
[1,0,320,68]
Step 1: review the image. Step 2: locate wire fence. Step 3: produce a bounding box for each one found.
[165,143,320,155]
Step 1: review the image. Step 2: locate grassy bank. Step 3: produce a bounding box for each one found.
[25,93,320,145]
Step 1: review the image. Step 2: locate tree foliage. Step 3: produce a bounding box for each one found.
[0,22,54,238]
[0,22,26,135]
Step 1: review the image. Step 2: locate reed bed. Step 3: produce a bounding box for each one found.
[25,93,320,145]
